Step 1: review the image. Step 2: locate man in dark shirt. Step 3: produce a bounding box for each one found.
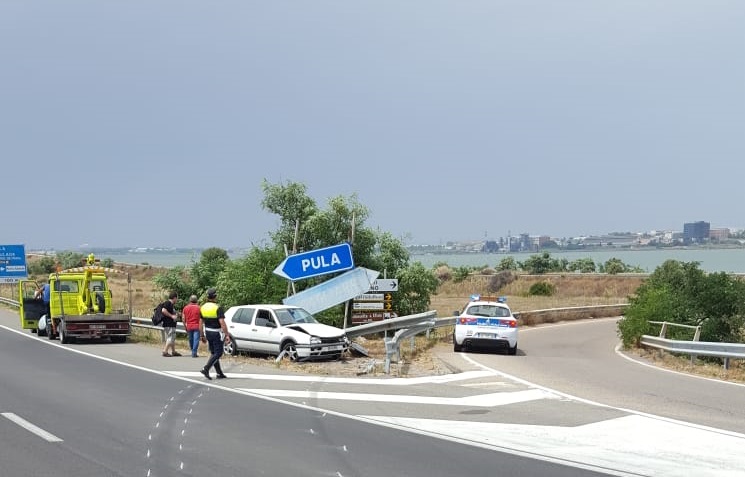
[161,291,181,357]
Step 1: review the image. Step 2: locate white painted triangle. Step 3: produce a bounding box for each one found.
[359,414,745,477]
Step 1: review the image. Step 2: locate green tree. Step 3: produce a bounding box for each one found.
[497,257,518,271]
[523,252,552,274]
[603,258,626,275]
[190,247,229,294]
[568,258,596,273]
[394,262,439,316]
[27,256,56,275]
[152,266,189,308]
[151,179,440,326]
[216,246,287,307]
[261,179,319,253]
[56,251,86,270]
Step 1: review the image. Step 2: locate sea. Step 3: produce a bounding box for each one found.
[101,247,745,274]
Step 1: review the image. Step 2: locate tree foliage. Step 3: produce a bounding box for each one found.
[618,260,745,348]
[394,262,439,316]
[152,179,438,326]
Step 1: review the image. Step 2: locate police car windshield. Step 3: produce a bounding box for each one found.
[466,305,510,318]
[275,308,319,326]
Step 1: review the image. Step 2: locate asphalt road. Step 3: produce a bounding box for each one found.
[0,311,612,477]
[464,317,745,434]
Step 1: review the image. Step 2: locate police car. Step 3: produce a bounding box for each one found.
[453,295,518,355]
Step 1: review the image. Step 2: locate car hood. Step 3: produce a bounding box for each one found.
[285,322,345,338]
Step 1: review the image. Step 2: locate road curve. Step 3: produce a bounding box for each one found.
[463,317,745,434]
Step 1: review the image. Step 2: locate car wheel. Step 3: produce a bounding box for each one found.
[224,335,238,356]
[508,343,517,355]
[110,336,127,344]
[281,341,299,362]
[453,334,462,352]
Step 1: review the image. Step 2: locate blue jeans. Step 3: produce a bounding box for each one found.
[187,329,200,357]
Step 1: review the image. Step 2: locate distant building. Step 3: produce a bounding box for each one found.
[683,221,710,244]
[709,228,730,242]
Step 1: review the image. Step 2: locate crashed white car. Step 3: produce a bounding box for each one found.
[223,304,349,361]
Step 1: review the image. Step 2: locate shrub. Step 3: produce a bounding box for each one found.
[487,271,516,293]
[528,281,555,296]
[452,266,471,283]
[434,265,452,282]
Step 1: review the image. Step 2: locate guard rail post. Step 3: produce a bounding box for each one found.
[383,319,435,374]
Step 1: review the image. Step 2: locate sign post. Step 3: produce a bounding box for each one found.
[0,244,28,283]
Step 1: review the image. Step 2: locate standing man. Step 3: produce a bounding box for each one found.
[36,281,51,319]
[182,295,202,358]
[160,291,181,357]
[199,288,228,380]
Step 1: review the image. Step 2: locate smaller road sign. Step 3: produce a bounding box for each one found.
[0,244,27,283]
[369,278,398,292]
[273,243,354,281]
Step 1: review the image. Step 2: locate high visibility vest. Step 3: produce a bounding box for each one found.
[200,302,219,319]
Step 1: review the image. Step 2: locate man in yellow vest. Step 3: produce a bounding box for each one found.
[199,288,229,380]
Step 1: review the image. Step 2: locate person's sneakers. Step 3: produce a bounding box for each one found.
[192,354,199,358]
[200,368,212,380]
[172,352,182,357]
[216,374,228,379]
[162,352,171,357]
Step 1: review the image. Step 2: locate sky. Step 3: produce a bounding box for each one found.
[2,1,743,250]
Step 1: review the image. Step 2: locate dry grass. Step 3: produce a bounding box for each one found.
[629,347,745,384]
[429,273,642,318]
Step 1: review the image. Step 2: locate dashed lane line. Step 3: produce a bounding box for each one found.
[1,412,63,442]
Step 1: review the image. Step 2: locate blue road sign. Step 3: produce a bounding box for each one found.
[273,243,354,281]
[0,244,28,283]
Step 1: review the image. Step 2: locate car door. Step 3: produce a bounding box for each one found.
[228,307,256,351]
[250,308,282,354]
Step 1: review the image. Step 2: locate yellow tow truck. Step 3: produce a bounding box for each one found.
[18,254,132,344]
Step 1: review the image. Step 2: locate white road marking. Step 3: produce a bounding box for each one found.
[1,412,63,442]
[237,388,558,406]
[167,370,495,385]
[361,414,745,477]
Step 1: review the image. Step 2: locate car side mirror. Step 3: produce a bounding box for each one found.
[453,310,460,316]
[266,321,277,328]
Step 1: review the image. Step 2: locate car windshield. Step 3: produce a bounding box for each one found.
[466,305,510,318]
[275,307,319,326]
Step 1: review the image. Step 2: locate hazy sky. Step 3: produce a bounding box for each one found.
[2,1,743,250]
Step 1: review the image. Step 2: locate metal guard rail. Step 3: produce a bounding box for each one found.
[640,335,745,370]
[640,335,745,359]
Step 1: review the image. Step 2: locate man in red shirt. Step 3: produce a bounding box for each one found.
[182,295,202,357]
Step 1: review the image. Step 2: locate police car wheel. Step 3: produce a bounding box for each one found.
[453,334,463,352]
